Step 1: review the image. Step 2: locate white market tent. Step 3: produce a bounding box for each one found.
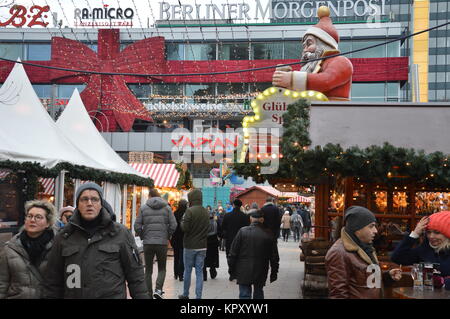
[56,89,145,177]
[56,89,148,219]
[0,61,106,170]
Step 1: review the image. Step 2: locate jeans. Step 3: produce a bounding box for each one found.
[143,244,168,296]
[239,284,265,299]
[183,249,206,299]
[292,226,302,241]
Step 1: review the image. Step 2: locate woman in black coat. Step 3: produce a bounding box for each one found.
[203,211,221,281]
[170,199,188,281]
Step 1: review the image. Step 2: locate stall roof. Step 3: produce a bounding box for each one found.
[56,89,145,177]
[0,61,106,170]
[130,163,179,188]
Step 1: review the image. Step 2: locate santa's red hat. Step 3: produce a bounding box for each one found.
[304,6,339,50]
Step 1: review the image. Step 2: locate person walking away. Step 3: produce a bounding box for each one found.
[0,200,57,299]
[134,188,177,299]
[203,211,220,281]
[43,182,148,299]
[227,210,279,299]
[281,211,291,242]
[178,189,210,299]
[299,205,312,238]
[221,199,250,256]
[391,211,450,277]
[325,206,402,299]
[261,197,282,241]
[216,207,226,251]
[55,206,74,229]
[290,210,303,242]
[171,199,188,281]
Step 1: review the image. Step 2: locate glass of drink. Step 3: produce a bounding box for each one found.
[423,263,434,290]
[411,263,423,290]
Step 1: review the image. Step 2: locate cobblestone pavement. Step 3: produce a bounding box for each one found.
[143,239,304,299]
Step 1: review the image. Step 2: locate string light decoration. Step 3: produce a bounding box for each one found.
[239,87,328,163]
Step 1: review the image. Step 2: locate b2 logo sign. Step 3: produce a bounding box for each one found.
[0,5,50,28]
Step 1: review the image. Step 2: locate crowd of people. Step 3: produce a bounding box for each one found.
[1,185,312,300]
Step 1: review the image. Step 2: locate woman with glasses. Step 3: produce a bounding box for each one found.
[0,200,57,299]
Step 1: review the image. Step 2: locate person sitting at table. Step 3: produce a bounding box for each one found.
[391,211,450,277]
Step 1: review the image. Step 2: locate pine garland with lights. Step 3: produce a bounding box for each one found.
[0,160,155,188]
[233,99,450,189]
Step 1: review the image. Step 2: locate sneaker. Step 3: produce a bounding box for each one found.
[153,289,165,299]
[210,268,217,279]
[178,294,189,299]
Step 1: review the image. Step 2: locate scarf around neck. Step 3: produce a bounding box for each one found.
[20,229,54,265]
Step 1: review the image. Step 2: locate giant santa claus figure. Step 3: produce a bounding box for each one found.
[272,6,353,101]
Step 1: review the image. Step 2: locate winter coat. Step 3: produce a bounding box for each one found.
[299,209,312,230]
[170,201,187,250]
[42,208,148,299]
[181,189,210,250]
[221,207,250,252]
[227,222,279,286]
[290,212,303,229]
[281,214,291,229]
[134,197,177,245]
[261,202,282,239]
[391,235,450,277]
[325,228,392,299]
[0,229,55,299]
[204,219,220,268]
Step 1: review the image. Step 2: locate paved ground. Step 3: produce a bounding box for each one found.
[145,239,304,299]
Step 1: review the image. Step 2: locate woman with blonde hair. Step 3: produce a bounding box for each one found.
[391,210,450,276]
[0,200,57,299]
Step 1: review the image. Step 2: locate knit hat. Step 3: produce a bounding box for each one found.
[249,209,263,218]
[303,6,339,50]
[59,206,74,216]
[427,211,450,239]
[75,182,103,206]
[344,206,377,233]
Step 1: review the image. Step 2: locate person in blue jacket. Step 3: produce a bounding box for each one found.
[391,210,450,276]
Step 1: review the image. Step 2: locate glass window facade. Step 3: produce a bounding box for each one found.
[185,43,216,60]
[26,43,51,60]
[218,42,249,60]
[251,42,284,59]
[428,0,450,101]
[0,43,23,60]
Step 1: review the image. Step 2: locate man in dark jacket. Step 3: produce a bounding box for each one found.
[42,182,148,299]
[261,197,282,240]
[227,210,279,299]
[179,189,210,299]
[134,188,177,299]
[221,199,250,256]
[325,206,401,299]
[299,205,312,236]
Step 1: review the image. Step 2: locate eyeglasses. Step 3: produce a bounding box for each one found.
[79,196,101,204]
[25,214,46,221]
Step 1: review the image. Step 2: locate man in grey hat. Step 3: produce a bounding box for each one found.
[325,206,402,299]
[43,182,148,299]
[227,209,279,299]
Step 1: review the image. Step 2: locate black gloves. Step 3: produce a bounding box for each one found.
[270,273,277,283]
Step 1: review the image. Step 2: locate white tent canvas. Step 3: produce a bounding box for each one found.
[56,89,145,177]
[0,61,106,170]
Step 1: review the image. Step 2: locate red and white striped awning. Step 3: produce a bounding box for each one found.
[38,178,55,196]
[129,163,180,188]
[287,195,312,203]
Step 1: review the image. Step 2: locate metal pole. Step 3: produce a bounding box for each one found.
[122,184,128,227]
[54,170,66,211]
[413,64,420,102]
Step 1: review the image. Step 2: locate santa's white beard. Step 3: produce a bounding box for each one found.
[301,50,323,73]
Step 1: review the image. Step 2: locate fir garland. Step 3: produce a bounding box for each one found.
[233,99,450,189]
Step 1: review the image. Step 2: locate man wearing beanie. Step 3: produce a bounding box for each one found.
[391,211,450,277]
[325,206,402,298]
[221,199,250,257]
[43,182,148,299]
[272,6,353,101]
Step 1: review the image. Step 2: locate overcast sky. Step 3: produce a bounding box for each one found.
[0,0,272,28]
